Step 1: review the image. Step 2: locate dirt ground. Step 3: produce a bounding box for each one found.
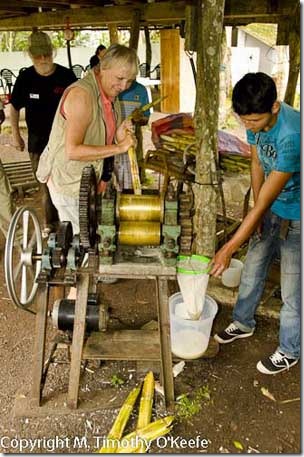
[0,185,301,455]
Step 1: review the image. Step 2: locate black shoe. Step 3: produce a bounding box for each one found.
[257,350,299,375]
[214,322,254,344]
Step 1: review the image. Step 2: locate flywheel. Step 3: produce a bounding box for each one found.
[4,207,42,311]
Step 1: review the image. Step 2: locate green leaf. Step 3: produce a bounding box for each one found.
[110,374,125,388]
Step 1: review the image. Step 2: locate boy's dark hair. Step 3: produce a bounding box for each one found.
[232,72,277,115]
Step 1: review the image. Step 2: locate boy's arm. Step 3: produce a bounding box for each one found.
[250,145,264,203]
[210,169,292,276]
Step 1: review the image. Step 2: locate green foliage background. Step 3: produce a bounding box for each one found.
[0,29,160,52]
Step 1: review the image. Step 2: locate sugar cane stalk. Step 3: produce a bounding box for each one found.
[97,385,141,453]
[115,416,175,453]
[128,145,142,195]
[136,371,154,430]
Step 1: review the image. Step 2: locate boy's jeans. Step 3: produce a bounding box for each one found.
[233,211,300,359]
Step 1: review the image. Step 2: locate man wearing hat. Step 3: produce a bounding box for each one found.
[10,29,76,237]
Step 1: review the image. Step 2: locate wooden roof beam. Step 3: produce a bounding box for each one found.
[0,0,298,31]
[224,0,295,17]
[224,15,290,26]
[0,2,185,30]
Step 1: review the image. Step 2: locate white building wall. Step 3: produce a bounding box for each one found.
[241,31,275,76]
[230,47,260,86]
[0,40,161,76]
[231,29,289,99]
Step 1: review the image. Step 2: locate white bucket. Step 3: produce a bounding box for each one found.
[221,258,244,288]
[169,292,218,359]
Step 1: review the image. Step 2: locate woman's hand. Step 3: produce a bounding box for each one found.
[117,127,136,153]
[116,119,133,143]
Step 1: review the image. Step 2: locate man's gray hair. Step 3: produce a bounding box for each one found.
[100,44,139,76]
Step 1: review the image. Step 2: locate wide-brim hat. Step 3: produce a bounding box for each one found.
[28,31,53,56]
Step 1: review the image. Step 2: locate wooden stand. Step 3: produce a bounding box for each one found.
[66,262,177,412]
[27,258,219,415]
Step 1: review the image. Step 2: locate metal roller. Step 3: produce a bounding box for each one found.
[118,221,161,246]
[117,194,164,223]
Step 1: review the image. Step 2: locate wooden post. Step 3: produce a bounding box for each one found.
[129,9,141,50]
[144,26,151,75]
[193,0,225,257]
[160,29,180,113]
[184,2,198,51]
[66,40,72,68]
[67,273,89,409]
[284,8,300,107]
[109,24,119,44]
[231,26,238,46]
[155,277,174,412]
[31,285,49,407]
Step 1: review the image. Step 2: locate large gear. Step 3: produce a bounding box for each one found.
[79,165,98,249]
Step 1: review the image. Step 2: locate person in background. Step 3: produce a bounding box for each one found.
[115,80,150,190]
[0,100,4,125]
[89,44,106,69]
[10,29,77,237]
[36,44,137,236]
[211,72,300,375]
[0,100,16,238]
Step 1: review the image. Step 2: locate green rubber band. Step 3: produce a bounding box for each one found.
[177,254,211,274]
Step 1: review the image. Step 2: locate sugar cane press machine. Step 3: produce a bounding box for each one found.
[4,165,196,413]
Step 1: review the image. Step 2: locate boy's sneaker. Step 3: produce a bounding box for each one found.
[257,350,299,375]
[214,322,254,344]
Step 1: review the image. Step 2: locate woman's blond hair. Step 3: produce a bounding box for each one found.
[99,44,139,76]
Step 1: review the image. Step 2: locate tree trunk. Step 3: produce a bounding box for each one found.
[193,0,225,258]
[219,27,228,126]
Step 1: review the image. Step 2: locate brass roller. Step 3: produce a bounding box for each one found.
[117,194,164,222]
[118,221,161,246]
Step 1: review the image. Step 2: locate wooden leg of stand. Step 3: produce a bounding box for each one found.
[52,285,65,302]
[156,277,175,412]
[67,273,89,409]
[31,285,49,407]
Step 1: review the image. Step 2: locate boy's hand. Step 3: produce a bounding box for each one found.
[209,245,233,277]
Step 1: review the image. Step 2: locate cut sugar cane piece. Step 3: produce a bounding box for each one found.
[128,146,142,195]
[97,385,141,453]
[137,371,154,430]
